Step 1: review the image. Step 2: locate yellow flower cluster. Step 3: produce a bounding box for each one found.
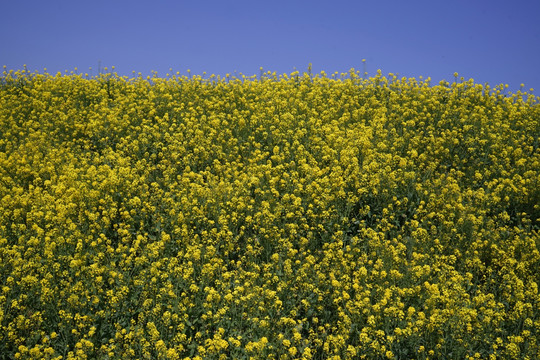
[1,66,539,359]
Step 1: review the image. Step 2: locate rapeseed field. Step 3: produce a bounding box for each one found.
[0,67,539,359]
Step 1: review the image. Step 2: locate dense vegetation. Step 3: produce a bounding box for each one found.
[1,68,539,359]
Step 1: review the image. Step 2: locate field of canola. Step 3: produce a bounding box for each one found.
[0,68,539,360]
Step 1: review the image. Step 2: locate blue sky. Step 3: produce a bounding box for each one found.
[2,0,539,92]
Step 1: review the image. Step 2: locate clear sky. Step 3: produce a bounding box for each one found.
[2,0,539,92]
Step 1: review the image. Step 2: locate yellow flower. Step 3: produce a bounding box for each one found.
[1,66,538,360]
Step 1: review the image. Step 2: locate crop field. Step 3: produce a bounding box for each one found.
[0,68,539,359]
